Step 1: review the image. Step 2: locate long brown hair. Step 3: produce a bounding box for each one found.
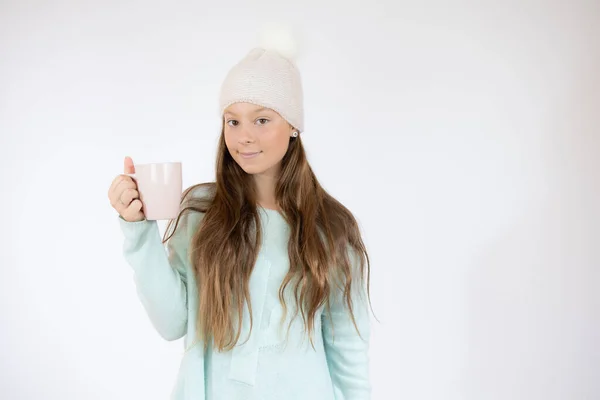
[163,128,372,352]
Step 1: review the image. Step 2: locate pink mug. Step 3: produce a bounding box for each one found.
[126,161,182,220]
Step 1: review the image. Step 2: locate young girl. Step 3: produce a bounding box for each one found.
[108,40,373,400]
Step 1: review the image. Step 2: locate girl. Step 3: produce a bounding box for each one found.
[108,40,373,400]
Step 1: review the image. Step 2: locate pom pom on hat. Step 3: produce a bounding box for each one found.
[257,24,301,62]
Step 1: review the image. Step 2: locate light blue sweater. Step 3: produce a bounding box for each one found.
[119,199,372,400]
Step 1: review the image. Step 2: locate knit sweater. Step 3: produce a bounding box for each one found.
[118,197,372,400]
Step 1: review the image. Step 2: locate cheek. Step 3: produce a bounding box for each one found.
[278,136,290,155]
[265,134,289,158]
[223,132,236,153]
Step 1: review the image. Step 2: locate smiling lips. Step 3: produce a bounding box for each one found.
[239,151,261,159]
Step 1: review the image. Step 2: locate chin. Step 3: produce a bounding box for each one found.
[238,163,265,175]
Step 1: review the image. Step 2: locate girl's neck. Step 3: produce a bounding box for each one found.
[253,173,278,210]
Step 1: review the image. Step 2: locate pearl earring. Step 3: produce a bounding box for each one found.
[291,131,298,137]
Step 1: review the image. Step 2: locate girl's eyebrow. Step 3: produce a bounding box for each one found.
[224,107,271,117]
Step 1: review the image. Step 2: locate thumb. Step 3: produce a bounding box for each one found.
[124,156,135,174]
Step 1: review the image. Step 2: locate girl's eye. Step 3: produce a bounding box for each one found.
[226,120,238,127]
[256,118,269,125]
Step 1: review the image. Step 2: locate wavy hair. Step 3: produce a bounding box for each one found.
[163,128,371,351]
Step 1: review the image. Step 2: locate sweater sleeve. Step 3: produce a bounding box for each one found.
[322,249,372,400]
[118,215,191,341]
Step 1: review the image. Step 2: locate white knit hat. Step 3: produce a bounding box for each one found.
[218,30,305,133]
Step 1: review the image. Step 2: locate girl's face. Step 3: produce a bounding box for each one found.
[223,102,295,177]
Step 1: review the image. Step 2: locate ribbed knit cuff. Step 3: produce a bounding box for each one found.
[118,215,157,240]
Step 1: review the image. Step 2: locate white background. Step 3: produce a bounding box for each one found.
[1,1,599,399]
